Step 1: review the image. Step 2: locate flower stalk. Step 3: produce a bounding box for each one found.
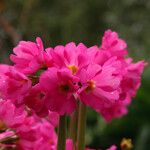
[77,102,87,150]
[57,115,67,150]
[69,108,78,149]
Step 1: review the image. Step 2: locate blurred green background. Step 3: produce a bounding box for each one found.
[0,0,150,149]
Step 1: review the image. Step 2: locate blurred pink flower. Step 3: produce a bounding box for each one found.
[106,145,117,150]
[121,59,147,97]
[66,139,73,150]
[100,29,127,57]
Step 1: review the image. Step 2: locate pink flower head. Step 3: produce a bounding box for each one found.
[31,119,57,150]
[40,67,79,115]
[87,45,110,66]
[0,99,26,128]
[100,29,127,57]
[14,116,57,150]
[99,100,129,122]
[66,139,73,150]
[10,37,47,74]
[50,42,89,74]
[120,59,147,97]
[85,145,117,150]
[48,111,59,127]
[77,58,121,112]
[106,145,117,150]
[23,84,48,117]
[98,58,146,121]
[0,65,31,105]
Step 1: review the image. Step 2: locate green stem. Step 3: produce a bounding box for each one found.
[57,115,67,150]
[69,106,79,150]
[77,102,87,150]
[69,110,78,141]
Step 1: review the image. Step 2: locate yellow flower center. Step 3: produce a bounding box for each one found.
[120,138,133,150]
[68,65,78,74]
[86,80,95,93]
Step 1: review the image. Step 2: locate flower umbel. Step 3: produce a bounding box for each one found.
[0,29,146,150]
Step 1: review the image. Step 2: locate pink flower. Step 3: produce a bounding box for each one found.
[85,148,95,150]
[0,130,15,141]
[40,67,79,115]
[44,47,53,67]
[0,99,26,128]
[106,145,117,150]
[66,139,73,150]
[87,45,110,66]
[23,84,48,117]
[0,99,57,150]
[97,59,146,121]
[0,65,31,106]
[77,58,121,112]
[49,42,89,74]
[10,37,47,74]
[99,99,129,122]
[16,117,57,150]
[100,29,127,57]
[120,59,147,97]
[30,119,57,150]
[48,111,59,127]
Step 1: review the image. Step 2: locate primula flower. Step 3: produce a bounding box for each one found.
[23,84,48,117]
[77,59,121,112]
[106,145,117,150]
[0,100,26,128]
[0,29,145,149]
[66,139,73,150]
[120,59,146,97]
[40,67,79,115]
[49,42,89,74]
[99,99,129,122]
[97,59,146,121]
[24,84,59,125]
[87,45,110,66]
[16,117,57,150]
[10,37,48,75]
[0,65,31,106]
[100,29,127,57]
[26,119,57,150]
[0,99,57,150]
[0,99,26,149]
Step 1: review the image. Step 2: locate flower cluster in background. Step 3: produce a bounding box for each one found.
[0,30,146,149]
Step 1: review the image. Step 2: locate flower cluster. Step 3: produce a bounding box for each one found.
[0,99,57,150]
[0,29,146,149]
[3,30,145,120]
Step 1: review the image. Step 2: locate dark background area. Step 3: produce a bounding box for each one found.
[0,0,150,149]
